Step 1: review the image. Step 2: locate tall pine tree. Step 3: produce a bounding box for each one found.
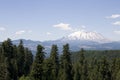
[17,40,25,77]
[24,48,33,76]
[59,44,73,80]
[31,45,45,80]
[79,48,88,80]
[1,38,15,79]
[50,45,59,80]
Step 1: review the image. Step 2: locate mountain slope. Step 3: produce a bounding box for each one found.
[11,31,120,54]
[13,39,41,51]
[61,31,109,43]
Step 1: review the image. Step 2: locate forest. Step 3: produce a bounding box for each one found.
[1,38,120,80]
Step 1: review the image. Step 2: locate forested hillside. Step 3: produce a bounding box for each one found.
[1,38,120,80]
[71,50,120,62]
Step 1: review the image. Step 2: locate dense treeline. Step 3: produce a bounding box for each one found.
[71,50,120,62]
[1,39,120,80]
[0,39,33,80]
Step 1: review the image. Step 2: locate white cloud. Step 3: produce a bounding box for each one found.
[106,14,120,19]
[114,30,120,34]
[15,30,32,35]
[46,32,51,35]
[53,23,72,30]
[15,30,25,35]
[112,21,120,26]
[0,27,6,31]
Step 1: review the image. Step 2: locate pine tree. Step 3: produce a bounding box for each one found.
[24,48,33,76]
[42,58,52,80]
[79,48,85,65]
[98,57,111,80]
[1,38,15,80]
[59,44,73,80]
[79,48,88,80]
[0,58,10,80]
[11,45,18,80]
[17,40,25,77]
[87,57,98,80]
[49,45,59,80]
[31,45,45,80]
[1,38,13,59]
[110,58,120,80]
[73,63,80,80]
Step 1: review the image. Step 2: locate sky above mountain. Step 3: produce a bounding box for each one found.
[0,0,120,41]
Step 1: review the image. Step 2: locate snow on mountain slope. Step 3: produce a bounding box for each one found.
[62,31,109,43]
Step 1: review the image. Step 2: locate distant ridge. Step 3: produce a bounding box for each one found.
[10,31,120,55]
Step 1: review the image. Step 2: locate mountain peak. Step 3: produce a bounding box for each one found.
[62,31,109,43]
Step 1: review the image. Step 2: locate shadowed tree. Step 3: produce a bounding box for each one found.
[31,45,45,80]
[49,45,59,80]
[17,40,25,77]
[59,44,73,80]
[24,48,33,76]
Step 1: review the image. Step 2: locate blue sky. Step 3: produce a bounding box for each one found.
[0,0,120,41]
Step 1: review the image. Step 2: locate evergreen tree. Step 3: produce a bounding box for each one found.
[42,58,52,80]
[111,58,120,80]
[98,57,111,80]
[1,38,15,80]
[79,48,85,65]
[87,57,98,80]
[0,58,10,80]
[59,44,73,80]
[78,48,88,80]
[0,45,4,63]
[73,63,80,80]
[50,44,59,80]
[1,38,120,80]
[1,38,13,58]
[31,45,45,80]
[24,48,33,76]
[17,40,25,77]
[11,45,18,80]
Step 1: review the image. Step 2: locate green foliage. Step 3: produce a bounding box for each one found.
[73,63,80,80]
[116,70,120,80]
[1,38,120,80]
[30,45,45,80]
[49,45,59,80]
[24,48,33,76]
[59,44,73,80]
[78,49,88,80]
[98,57,111,80]
[0,39,33,80]
[42,58,52,80]
[0,58,10,80]
[19,75,32,80]
[17,40,25,77]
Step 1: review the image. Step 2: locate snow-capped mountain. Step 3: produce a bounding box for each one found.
[61,31,109,43]
[10,31,120,55]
